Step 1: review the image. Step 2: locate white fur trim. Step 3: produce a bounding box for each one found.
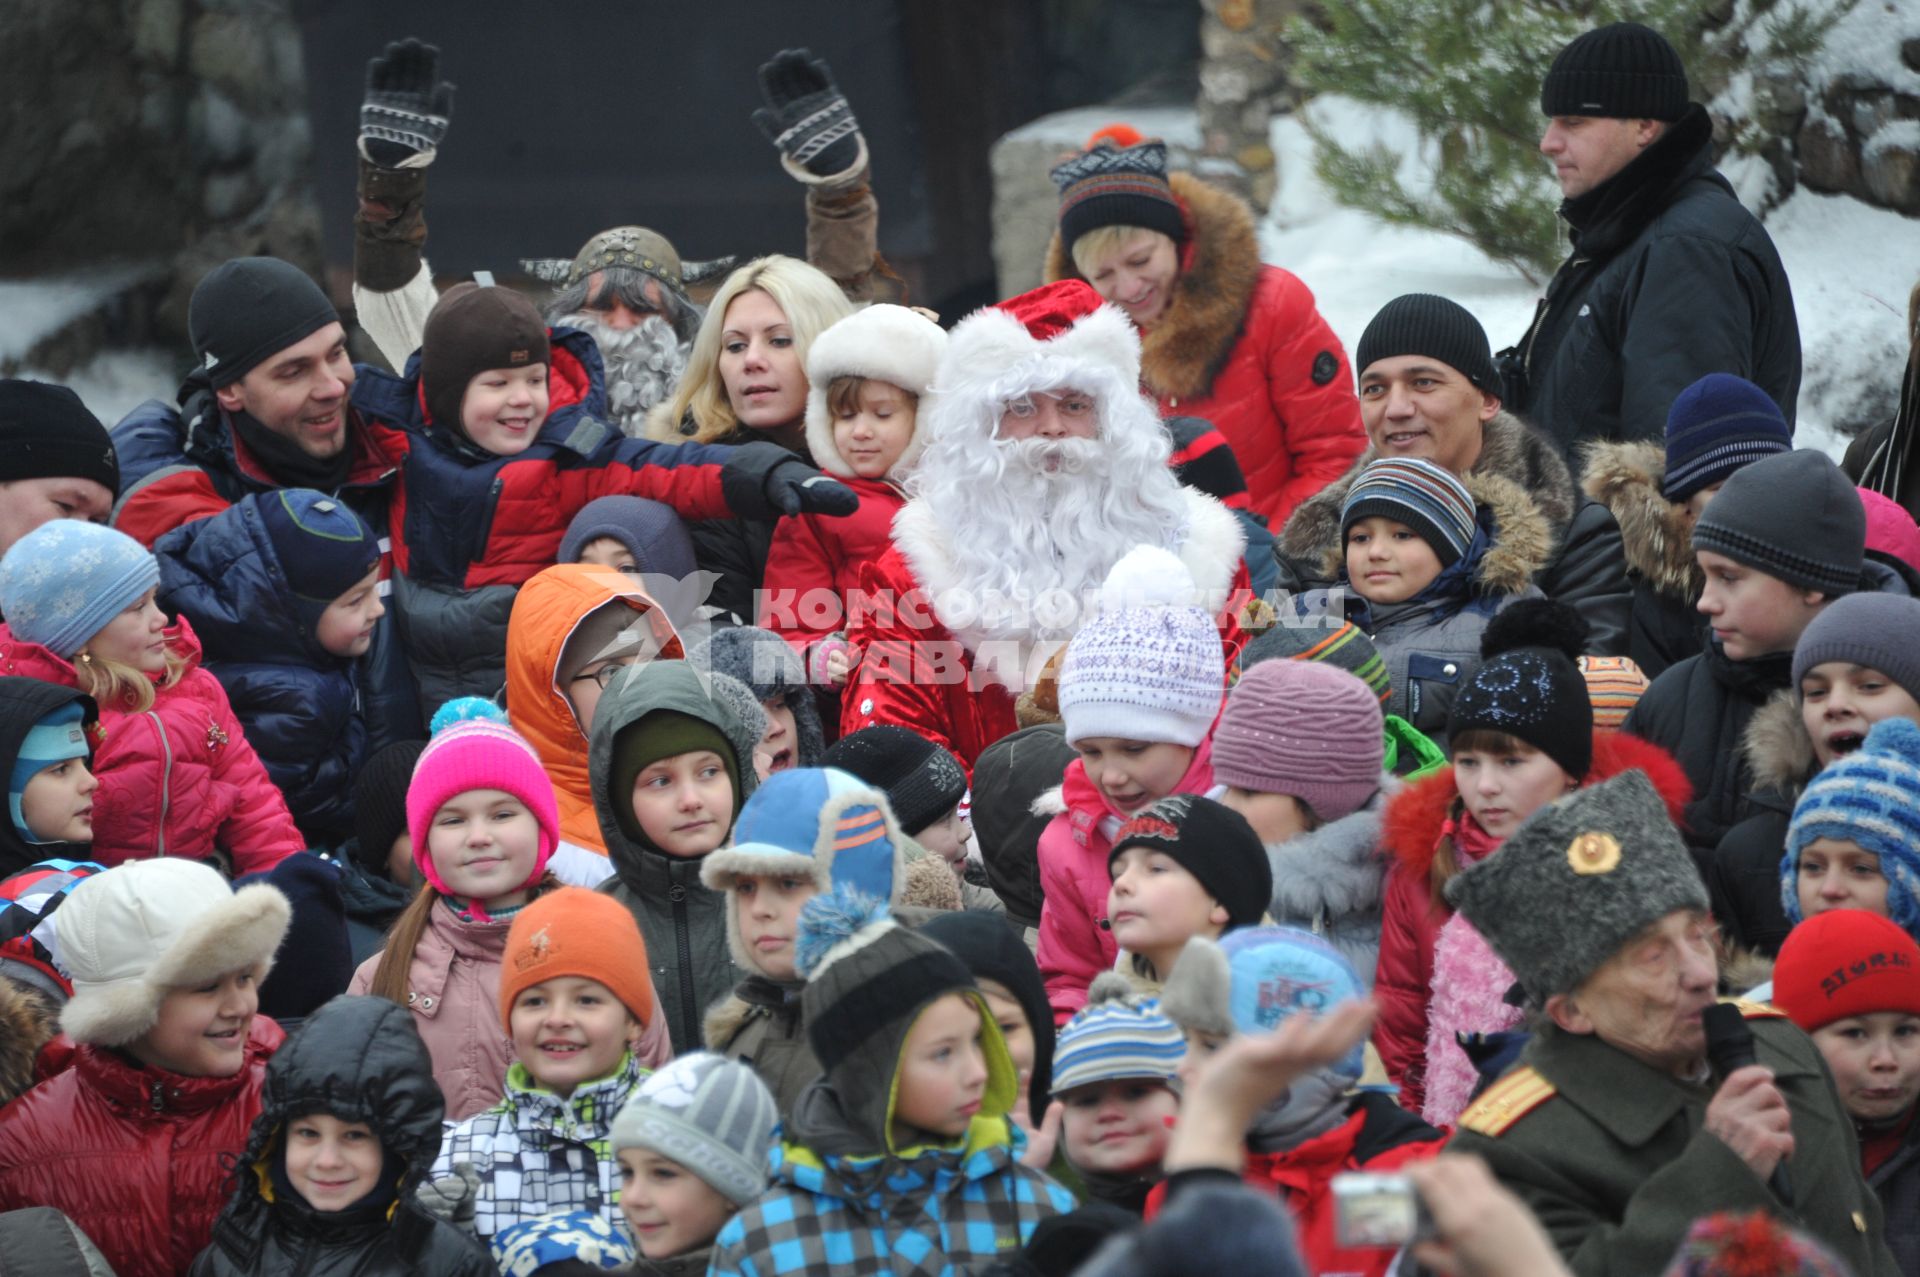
[940,298,1141,397]
[701,846,823,892]
[1030,785,1068,819]
[805,305,949,479]
[549,841,616,888]
[351,260,438,371]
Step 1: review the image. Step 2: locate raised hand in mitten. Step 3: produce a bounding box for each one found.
[360,37,455,168]
[750,47,863,179]
[720,441,860,519]
[414,1161,479,1231]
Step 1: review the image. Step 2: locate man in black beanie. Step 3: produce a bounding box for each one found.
[0,379,118,557]
[1498,20,1799,459]
[1279,294,1632,654]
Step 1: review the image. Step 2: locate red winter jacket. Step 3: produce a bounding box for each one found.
[1046,173,1367,526]
[0,618,304,872]
[1146,1093,1446,1277]
[1036,740,1218,1024]
[759,474,905,657]
[0,1017,283,1277]
[1372,731,1692,1112]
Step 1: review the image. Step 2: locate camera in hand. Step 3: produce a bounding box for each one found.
[1332,1171,1432,1249]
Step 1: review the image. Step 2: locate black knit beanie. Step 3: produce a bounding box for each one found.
[189,257,340,389]
[1354,294,1501,394]
[351,739,426,874]
[0,380,118,494]
[1108,795,1272,930]
[420,283,551,434]
[821,725,968,835]
[1541,22,1689,122]
[1448,600,1594,780]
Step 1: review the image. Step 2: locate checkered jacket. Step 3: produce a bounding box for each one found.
[431,1053,645,1248]
[709,1118,1074,1276]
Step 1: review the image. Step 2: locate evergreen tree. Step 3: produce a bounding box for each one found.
[1289,0,1854,283]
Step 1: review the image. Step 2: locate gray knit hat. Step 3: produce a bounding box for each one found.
[1691,450,1865,597]
[610,1052,778,1206]
[1444,769,1708,1005]
[1790,591,1920,704]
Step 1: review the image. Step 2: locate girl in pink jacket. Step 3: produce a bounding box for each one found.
[1036,550,1227,1023]
[347,699,669,1119]
[0,520,302,871]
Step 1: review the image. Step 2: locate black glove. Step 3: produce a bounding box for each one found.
[751,47,862,179]
[721,442,860,519]
[360,38,454,169]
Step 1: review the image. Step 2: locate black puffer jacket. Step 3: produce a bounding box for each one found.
[0,677,97,878]
[1504,105,1801,456]
[1707,691,1812,957]
[190,995,494,1277]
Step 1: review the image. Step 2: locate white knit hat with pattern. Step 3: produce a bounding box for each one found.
[1058,546,1223,747]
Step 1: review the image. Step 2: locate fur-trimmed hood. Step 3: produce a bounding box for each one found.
[0,978,56,1107]
[1381,729,1695,888]
[1281,410,1572,583]
[1579,439,1700,600]
[1044,171,1263,402]
[1266,777,1398,923]
[1739,689,1816,796]
[888,485,1245,685]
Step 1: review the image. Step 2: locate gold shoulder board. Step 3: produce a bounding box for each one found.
[1721,996,1787,1020]
[1458,1066,1558,1137]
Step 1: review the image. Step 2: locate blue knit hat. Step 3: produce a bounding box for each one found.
[489,1210,636,1273]
[558,495,698,582]
[0,520,160,660]
[1340,457,1477,568]
[1783,716,1920,934]
[9,701,90,844]
[255,489,380,618]
[1158,926,1367,1080]
[1661,374,1793,502]
[1052,973,1186,1095]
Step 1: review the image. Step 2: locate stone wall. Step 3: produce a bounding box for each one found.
[0,0,322,355]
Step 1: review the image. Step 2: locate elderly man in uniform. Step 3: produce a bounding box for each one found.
[1444,770,1898,1276]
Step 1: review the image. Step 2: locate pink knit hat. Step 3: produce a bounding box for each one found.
[1212,661,1383,823]
[1860,486,1920,579]
[407,699,559,915]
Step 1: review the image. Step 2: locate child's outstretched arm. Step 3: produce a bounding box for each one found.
[594,435,858,525]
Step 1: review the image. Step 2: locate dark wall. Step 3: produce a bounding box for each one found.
[296,1,931,282]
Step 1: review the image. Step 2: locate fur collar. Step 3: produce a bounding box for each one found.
[888,487,1245,681]
[1044,172,1263,401]
[1266,778,1397,921]
[1739,689,1816,795]
[1281,411,1574,570]
[0,979,55,1106]
[1580,440,1700,599]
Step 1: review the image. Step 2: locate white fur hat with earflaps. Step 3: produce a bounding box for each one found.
[58,858,291,1048]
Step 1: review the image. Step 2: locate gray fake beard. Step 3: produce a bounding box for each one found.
[553,311,690,437]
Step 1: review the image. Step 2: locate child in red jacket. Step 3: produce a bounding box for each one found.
[1158,925,1445,1277]
[0,857,291,1277]
[758,303,946,684]
[0,519,304,870]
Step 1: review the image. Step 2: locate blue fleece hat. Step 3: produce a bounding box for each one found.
[699,767,907,905]
[1783,716,1920,935]
[490,1210,636,1272]
[559,495,698,582]
[1158,925,1367,1079]
[9,701,90,844]
[0,520,160,660]
[255,489,380,619]
[1661,373,1793,502]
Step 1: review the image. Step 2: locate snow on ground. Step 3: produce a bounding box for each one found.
[0,265,164,364]
[17,348,180,428]
[1267,96,1920,460]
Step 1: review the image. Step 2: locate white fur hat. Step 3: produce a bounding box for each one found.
[58,858,291,1047]
[803,304,948,480]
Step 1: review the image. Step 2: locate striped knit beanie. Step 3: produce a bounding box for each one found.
[1050,130,1185,253]
[1240,617,1391,704]
[1691,450,1864,597]
[1783,716,1920,934]
[1340,457,1477,568]
[406,698,559,915]
[1578,655,1651,729]
[1660,374,1792,502]
[1052,973,1185,1095]
[1213,660,1383,822]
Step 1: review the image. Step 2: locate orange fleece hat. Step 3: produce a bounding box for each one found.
[498,887,656,1029]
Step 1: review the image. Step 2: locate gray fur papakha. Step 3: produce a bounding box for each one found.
[1443,769,1708,1004]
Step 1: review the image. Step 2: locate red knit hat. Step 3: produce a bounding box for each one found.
[1773,909,1920,1032]
[499,886,656,1030]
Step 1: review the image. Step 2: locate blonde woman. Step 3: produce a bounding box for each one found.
[647,256,858,619]
[0,520,303,870]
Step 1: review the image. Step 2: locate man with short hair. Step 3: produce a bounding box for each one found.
[1280,293,1631,653]
[1444,771,1898,1276]
[1499,21,1799,455]
[0,379,118,557]
[841,280,1248,770]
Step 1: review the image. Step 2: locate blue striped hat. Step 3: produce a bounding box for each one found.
[1339,457,1477,568]
[1051,972,1186,1095]
[1661,373,1792,502]
[1783,716,1920,935]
